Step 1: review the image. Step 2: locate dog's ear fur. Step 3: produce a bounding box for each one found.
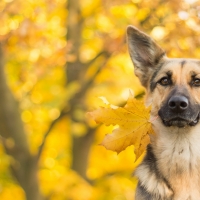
[127,26,165,88]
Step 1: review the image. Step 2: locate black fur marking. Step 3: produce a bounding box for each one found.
[143,145,172,191]
[181,60,186,68]
[136,182,154,200]
[150,65,172,92]
[150,62,165,92]
[136,182,173,200]
[143,145,158,172]
[136,145,173,200]
[155,52,166,65]
[150,81,157,92]
[166,71,172,77]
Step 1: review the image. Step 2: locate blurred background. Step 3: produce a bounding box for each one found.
[0,0,200,199]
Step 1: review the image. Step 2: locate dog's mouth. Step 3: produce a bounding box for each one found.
[162,114,200,128]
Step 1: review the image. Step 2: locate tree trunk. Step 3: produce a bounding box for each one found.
[66,0,82,83]
[66,0,95,180]
[0,43,43,200]
[72,128,95,180]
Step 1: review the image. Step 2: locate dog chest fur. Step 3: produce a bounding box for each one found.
[135,120,200,200]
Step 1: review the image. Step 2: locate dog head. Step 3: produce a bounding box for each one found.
[127,26,200,128]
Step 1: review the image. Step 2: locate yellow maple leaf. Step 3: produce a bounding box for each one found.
[89,94,154,159]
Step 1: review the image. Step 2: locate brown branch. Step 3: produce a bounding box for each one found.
[37,109,69,161]
[0,0,16,18]
[71,125,96,180]
[83,51,109,69]
[78,37,127,99]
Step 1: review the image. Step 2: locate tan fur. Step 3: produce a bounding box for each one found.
[127,26,200,200]
[146,60,200,199]
[146,59,200,109]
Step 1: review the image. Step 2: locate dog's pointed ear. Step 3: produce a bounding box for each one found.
[127,25,166,88]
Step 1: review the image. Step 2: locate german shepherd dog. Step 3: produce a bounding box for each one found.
[127,26,200,200]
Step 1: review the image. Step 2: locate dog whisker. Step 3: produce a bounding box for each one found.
[149,115,159,123]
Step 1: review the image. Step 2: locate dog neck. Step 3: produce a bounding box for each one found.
[151,117,200,177]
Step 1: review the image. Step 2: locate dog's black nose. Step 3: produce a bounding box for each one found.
[168,96,188,112]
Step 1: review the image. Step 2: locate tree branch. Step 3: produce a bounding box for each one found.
[37,109,69,161]
[0,0,16,18]
[83,51,109,69]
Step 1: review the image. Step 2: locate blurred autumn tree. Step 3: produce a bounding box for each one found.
[0,0,200,199]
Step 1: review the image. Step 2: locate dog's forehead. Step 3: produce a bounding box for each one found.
[159,58,200,76]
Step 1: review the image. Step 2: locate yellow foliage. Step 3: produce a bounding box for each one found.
[0,184,25,199]
[1,0,200,199]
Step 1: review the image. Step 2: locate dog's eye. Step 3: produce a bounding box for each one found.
[193,78,200,87]
[158,77,171,86]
